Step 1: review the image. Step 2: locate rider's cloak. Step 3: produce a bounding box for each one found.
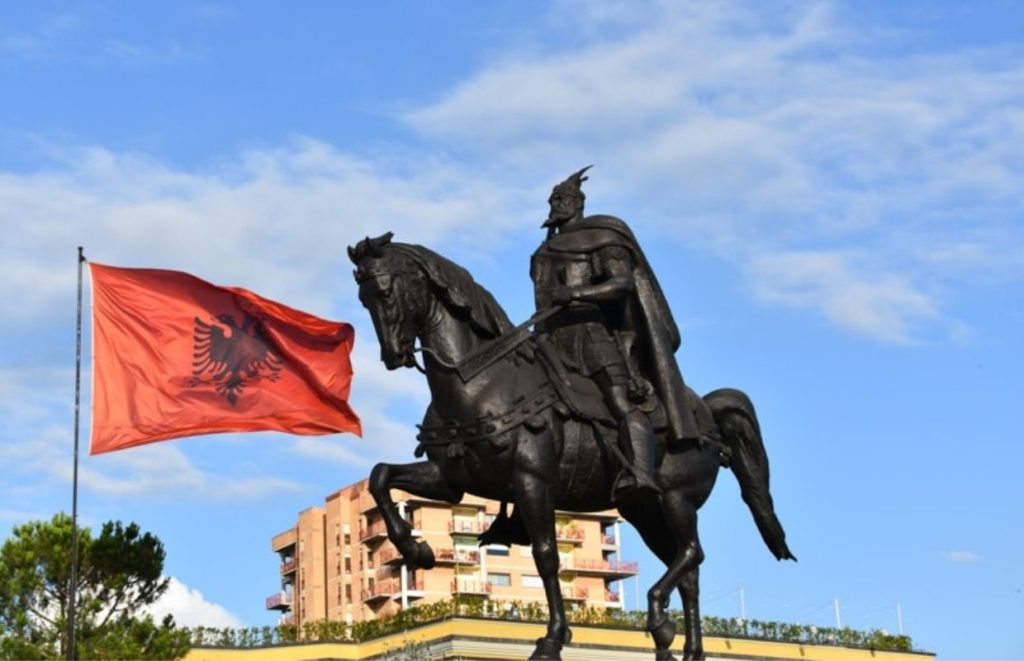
[536,214,698,442]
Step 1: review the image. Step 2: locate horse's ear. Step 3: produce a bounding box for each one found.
[368,232,395,256]
[347,245,358,264]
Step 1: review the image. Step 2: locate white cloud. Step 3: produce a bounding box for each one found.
[145,576,243,628]
[941,550,981,564]
[404,0,1024,342]
[749,250,939,343]
[0,139,528,333]
[77,443,305,499]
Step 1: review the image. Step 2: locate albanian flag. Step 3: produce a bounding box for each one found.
[89,263,361,455]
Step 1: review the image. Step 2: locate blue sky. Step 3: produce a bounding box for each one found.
[1,2,1022,658]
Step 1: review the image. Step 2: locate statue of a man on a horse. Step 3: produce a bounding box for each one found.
[348,167,795,661]
[531,165,702,504]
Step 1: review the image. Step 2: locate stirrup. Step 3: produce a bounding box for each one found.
[612,470,661,504]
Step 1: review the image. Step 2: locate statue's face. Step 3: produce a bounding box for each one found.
[547,190,581,226]
[354,256,423,370]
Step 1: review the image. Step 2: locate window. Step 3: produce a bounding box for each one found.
[487,546,510,556]
[344,557,352,575]
[489,573,511,587]
[345,584,352,602]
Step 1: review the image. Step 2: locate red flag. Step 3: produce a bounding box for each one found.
[89,263,361,455]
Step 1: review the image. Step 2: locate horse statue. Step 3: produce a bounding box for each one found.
[349,232,794,661]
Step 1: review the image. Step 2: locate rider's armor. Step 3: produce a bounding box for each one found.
[531,243,630,378]
[531,234,661,501]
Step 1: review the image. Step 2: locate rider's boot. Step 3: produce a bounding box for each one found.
[612,413,661,504]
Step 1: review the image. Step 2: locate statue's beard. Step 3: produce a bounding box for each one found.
[542,210,579,228]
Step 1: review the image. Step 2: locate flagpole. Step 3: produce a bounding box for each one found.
[68,246,85,661]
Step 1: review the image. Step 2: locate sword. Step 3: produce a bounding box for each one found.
[456,306,563,382]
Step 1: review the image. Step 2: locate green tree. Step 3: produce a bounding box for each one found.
[0,512,189,659]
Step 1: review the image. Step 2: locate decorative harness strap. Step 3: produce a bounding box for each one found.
[414,381,561,458]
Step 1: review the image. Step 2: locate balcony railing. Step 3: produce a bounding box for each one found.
[376,566,399,581]
[566,558,639,575]
[448,520,489,535]
[265,591,292,610]
[555,526,585,543]
[393,579,423,599]
[435,548,481,564]
[605,590,621,603]
[601,533,617,546]
[561,586,589,600]
[359,520,388,543]
[361,581,397,602]
[379,547,403,565]
[280,558,297,574]
[452,579,492,595]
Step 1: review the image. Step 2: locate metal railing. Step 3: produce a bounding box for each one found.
[265,591,292,609]
[452,579,492,594]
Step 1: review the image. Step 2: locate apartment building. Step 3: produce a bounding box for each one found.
[266,478,638,627]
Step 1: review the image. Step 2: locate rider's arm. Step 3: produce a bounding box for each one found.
[562,246,634,304]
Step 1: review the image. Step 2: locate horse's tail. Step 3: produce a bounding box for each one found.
[704,388,796,562]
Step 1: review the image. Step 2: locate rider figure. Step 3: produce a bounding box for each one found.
[530,166,701,502]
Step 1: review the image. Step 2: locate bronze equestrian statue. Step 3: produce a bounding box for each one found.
[349,169,795,661]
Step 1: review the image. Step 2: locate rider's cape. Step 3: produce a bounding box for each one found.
[539,214,697,442]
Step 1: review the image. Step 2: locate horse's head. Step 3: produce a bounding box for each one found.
[349,232,431,370]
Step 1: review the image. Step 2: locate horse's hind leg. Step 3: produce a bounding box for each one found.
[369,460,462,570]
[624,491,704,661]
[659,491,706,661]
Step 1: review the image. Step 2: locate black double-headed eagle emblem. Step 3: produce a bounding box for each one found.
[191,313,283,405]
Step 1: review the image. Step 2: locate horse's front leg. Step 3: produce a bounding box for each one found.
[369,460,463,569]
[514,430,569,660]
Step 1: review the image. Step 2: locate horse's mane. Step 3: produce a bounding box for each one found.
[387,243,513,339]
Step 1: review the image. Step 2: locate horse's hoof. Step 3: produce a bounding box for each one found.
[656,651,678,661]
[528,636,562,660]
[415,541,435,570]
[649,614,676,651]
[682,648,705,661]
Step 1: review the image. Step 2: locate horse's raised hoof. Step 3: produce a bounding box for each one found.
[649,614,676,652]
[401,540,435,570]
[528,636,562,660]
[413,540,435,569]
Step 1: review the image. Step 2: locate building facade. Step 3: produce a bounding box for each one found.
[266,478,637,626]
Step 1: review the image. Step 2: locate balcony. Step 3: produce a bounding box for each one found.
[265,591,292,610]
[393,579,424,601]
[272,529,297,553]
[601,532,617,546]
[359,520,388,544]
[448,520,489,535]
[361,580,397,603]
[561,586,589,601]
[280,558,297,575]
[564,558,639,577]
[555,526,585,544]
[435,548,481,565]
[605,590,622,604]
[379,546,403,565]
[452,579,492,595]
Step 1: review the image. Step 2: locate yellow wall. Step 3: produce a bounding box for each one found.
[184,617,933,661]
